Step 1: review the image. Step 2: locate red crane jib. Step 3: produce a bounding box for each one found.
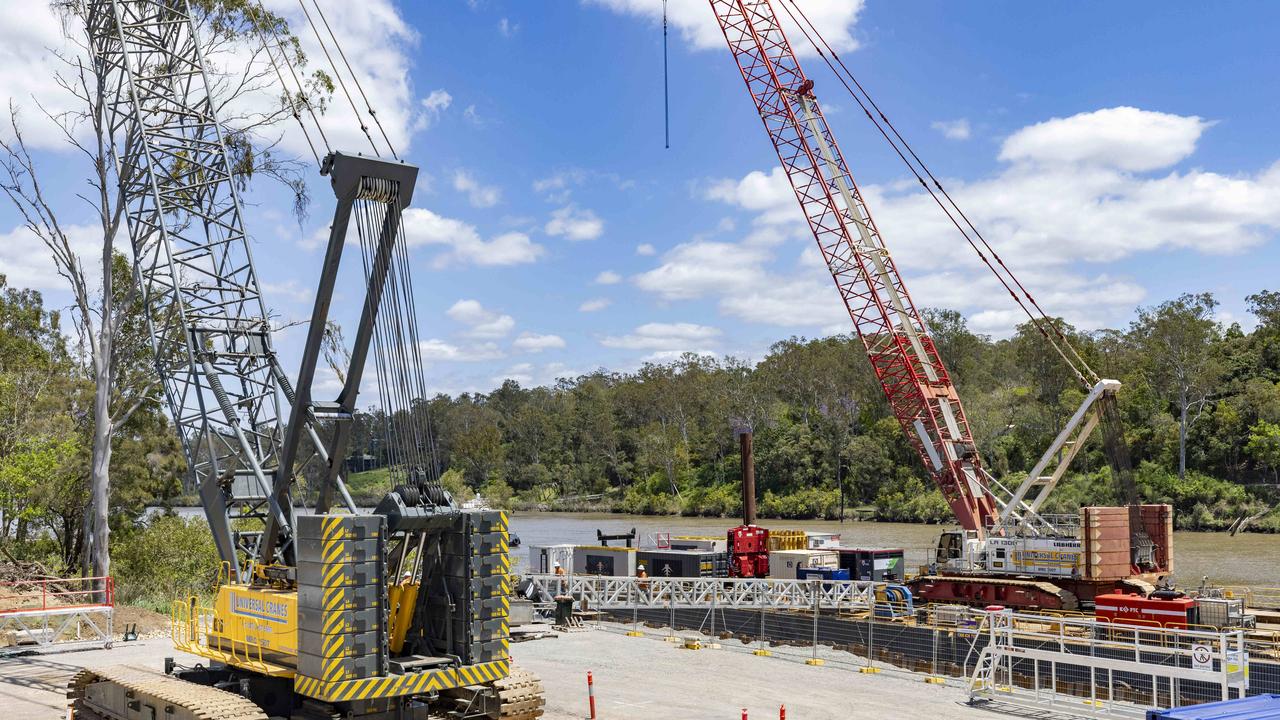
[709,0,998,532]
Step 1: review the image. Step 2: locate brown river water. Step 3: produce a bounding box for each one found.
[506,511,1280,594]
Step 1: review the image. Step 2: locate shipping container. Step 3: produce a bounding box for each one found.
[637,549,727,578]
[768,550,838,580]
[528,544,576,574]
[572,545,637,577]
[836,548,906,581]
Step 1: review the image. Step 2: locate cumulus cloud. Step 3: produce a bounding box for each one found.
[418,339,504,362]
[579,298,612,312]
[545,205,604,241]
[998,106,1209,172]
[652,106,1280,335]
[601,322,722,355]
[453,170,501,208]
[0,222,102,291]
[594,270,622,285]
[419,89,453,128]
[636,243,656,256]
[584,0,864,57]
[931,118,971,141]
[446,299,515,338]
[513,332,566,352]
[402,208,543,267]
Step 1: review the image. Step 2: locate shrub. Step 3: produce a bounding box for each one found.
[112,514,219,611]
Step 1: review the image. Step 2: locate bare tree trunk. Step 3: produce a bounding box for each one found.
[90,356,113,581]
[1178,387,1188,482]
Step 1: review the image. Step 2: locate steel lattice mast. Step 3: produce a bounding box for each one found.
[85,0,294,572]
[709,0,998,534]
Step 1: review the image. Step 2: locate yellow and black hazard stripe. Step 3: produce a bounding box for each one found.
[295,659,511,702]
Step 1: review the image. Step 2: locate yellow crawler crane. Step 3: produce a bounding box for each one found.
[70,1,544,717]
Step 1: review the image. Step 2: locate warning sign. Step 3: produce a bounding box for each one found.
[1191,643,1213,672]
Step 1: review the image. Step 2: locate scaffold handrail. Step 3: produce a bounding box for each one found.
[0,575,114,616]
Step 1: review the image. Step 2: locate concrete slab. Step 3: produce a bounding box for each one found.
[3,626,998,719]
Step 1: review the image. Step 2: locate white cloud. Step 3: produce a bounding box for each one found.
[0,222,101,292]
[0,6,80,149]
[261,279,313,304]
[579,298,612,312]
[931,118,971,141]
[492,361,578,387]
[705,167,798,225]
[513,332,566,353]
[545,205,604,241]
[594,270,622,285]
[601,322,722,354]
[584,0,864,57]
[446,299,515,338]
[419,89,453,128]
[672,106,1280,334]
[636,243,656,256]
[633,241,767,300]
[498,17,519,37]
[998,106,1209,172]
[402,208,544,267]
[452,170,501,208]
[419,338,504,362]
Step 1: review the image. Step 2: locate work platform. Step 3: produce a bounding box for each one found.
[0,576,114,654]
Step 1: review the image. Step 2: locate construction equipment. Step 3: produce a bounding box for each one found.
[708,0,1171,609]
[69,1,542,718]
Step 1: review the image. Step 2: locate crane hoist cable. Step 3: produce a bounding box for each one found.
[303,0,401,161]
[776,0,1099,389]
[294,0,383,158]
[251,1,331,162]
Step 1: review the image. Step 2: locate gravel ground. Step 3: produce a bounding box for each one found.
[3,626,1000,720]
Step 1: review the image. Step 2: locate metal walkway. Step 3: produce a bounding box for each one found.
[523,573,874,610]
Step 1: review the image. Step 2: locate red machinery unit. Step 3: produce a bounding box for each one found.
[1094,592,1198,629]
[728,525,770,578]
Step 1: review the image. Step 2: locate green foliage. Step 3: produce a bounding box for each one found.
[872,474,952,523]
[112,515,219,611]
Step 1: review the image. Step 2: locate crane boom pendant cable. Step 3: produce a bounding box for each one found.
[663,0,671,149]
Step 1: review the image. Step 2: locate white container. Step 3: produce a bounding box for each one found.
[804,532,841,550]
[528,544,576,574]
[669,535,727,553]
[768,549,838,579]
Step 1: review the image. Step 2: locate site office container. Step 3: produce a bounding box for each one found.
[572,545,637,577]
[835,548,906,581]
[768,550,838,580]
[637,549,727,578]
[528,544,576,574]
[1094,592,1198,629]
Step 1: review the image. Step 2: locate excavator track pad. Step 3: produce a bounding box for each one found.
[68,666,269,720]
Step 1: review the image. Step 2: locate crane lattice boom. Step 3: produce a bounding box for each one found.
[709,0,998,534]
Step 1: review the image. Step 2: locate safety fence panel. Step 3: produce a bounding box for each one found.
[0,576,114,654]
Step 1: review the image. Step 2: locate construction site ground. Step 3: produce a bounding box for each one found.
[2,623,999,720]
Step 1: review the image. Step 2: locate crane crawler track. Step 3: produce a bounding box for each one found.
[440,665,545,720]
[68,666,269,720]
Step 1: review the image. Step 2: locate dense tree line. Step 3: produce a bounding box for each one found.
[343,292,1280,532]
[3,281,1280,585]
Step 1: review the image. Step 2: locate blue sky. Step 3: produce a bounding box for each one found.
[3,1,1280,397]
